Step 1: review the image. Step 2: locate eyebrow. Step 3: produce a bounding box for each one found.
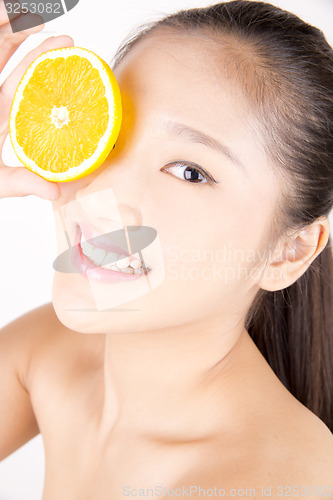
[163,120,246,173]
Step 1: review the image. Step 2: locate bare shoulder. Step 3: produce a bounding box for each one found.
[0,302,105,391]
[182,400,333,496]
[260,386,333,487]
[0,302,76,360]
[0,303,58,389]
[238,335,333,486]
[293,406,333,482]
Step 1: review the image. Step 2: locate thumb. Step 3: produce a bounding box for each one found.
[0,166,61,200]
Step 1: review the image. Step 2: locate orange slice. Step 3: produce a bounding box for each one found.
[9,46,122,182]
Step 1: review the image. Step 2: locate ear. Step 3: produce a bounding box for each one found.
[259,216,331,292]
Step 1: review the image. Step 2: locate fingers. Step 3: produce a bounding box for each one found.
[0,2,71,201]
[1,34,74,101]
[0,17,44,74]
[0,93,10,153]
[0,0,44,28]
[8,12,44,33]
[0,165,60,200]
[0,1,45,75]
[0,0,20,25]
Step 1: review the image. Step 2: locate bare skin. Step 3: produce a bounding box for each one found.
[0,5,332,500]
[3,301,332,500]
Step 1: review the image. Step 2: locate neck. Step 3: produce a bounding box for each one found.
[96,314,262,444]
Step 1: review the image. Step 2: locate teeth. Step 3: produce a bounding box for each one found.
[129,259,142,269]
[90,247,107,267]
[81,239,94,258]
[100,251,119,267]
[100,260,116,270]
[80,234,148,273]
[114,266,133,274]
[115,256,130,269]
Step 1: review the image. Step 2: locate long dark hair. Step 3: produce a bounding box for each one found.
[111,1,333,431]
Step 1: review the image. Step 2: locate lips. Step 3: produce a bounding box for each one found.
[69,234,146,283]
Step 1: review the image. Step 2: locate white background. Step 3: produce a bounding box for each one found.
[0,0,332,499]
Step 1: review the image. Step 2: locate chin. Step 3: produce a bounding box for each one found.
[50,272,157,335]
[50,268,186,336]
[51,273,101,334]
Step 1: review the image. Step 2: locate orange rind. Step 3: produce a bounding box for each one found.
[9,46,122,182]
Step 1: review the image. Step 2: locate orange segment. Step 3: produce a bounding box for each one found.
[9,47,122,182]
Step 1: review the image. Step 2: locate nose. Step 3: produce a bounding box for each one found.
[72,168,144,231]
[77,195,143,228]
[116,202,143,228]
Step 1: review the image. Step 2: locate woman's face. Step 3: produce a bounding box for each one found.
[51,30,281,335]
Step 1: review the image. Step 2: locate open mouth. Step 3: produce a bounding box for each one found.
[71,223,152,281]
[79,232,150,275]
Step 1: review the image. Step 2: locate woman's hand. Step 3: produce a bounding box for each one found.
[0,1,74,199]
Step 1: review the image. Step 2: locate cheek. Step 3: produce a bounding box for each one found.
[160,180,274,295]
[159,207,253,298]
[218,171,277,261]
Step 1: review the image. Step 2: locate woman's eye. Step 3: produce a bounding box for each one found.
[161,161,216,184]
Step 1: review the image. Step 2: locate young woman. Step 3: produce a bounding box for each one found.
[0,1,332,497]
